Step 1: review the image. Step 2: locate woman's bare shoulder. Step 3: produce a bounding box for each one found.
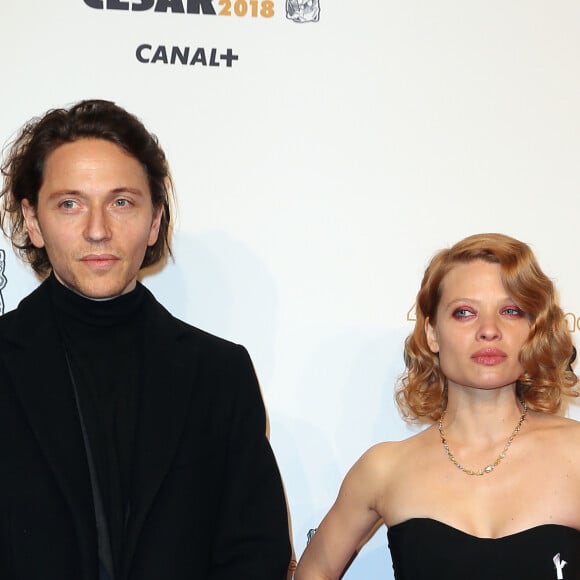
[349,427,435,487]
[358,430,426,463]
[531,411,580,433]
[528,412,580,453]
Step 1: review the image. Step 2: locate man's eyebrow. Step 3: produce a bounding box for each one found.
[46,187,147,198]
[46,189,81,199]
[110,187,146,196]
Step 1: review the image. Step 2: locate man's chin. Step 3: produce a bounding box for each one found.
[54,273,136,301]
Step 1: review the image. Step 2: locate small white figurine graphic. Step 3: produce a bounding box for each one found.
[286,0,320,23]
[553,553,567,579]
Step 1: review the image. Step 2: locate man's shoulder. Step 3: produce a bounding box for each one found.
[173,314,244,354]
[141,285,248,357]
[0,282,49,339]
[0,307,18,336]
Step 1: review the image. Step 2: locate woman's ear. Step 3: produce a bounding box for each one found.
[425,317,439,353]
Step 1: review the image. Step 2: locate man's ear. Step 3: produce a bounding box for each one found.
[147,204,163,247]
[21,199,45,248]
[425,317,439,353]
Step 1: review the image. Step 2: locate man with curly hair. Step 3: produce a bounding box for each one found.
[0,99,291,580]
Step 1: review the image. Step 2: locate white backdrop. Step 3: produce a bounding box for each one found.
[1,1,580,576]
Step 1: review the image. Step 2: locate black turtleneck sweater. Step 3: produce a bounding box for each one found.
[48,273,145,578]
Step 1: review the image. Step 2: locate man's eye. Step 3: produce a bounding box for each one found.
[60,200,77,209]
[114,199,130,207]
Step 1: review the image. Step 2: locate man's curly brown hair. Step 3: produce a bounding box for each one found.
[1,99,173,276]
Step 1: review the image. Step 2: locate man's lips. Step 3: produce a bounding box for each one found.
[80,254,119,268]
[471,348,507,366]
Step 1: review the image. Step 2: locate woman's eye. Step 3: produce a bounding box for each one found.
[452,308,474,318]
[503,307,524,317]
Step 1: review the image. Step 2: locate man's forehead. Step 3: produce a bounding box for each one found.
[45,138,139,165]
[40,139,150,194]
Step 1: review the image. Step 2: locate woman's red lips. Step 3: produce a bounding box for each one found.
[471,348,507,365]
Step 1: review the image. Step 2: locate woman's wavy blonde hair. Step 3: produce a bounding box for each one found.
[396,233,577,422]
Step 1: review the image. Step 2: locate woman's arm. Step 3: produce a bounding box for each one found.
[294,446,389,579]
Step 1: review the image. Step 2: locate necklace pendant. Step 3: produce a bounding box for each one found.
[484,465,494,473]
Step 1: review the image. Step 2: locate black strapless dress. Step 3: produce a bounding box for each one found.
[387,518,580,580]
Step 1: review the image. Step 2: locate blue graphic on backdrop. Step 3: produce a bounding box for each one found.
[0,249,7,316]
[286,0,319,22]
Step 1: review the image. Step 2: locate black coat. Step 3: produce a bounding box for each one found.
[0,280,291,579]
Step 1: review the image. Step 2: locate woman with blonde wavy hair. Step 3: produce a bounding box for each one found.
[296,233,580,580]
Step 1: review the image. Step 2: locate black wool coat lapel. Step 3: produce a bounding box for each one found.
[122,292,198,576]
[0,283,98,580]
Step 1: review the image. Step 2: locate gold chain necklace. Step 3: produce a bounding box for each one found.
[438,399,528,476]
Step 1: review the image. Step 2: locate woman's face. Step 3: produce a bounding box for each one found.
[425,260,531,392]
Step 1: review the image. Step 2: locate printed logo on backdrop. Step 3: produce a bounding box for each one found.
[408,303,580,334]
[286,0,319,23]
[0,249,7,316]
[565,312,580,334]
[83,0,278,68]
[83,0,274,18]
[136,45,239,67]
[83,1,321,66]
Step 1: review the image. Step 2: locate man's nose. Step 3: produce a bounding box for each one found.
[84,207,112,242]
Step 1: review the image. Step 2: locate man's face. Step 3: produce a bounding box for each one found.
[22,138,162,299]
